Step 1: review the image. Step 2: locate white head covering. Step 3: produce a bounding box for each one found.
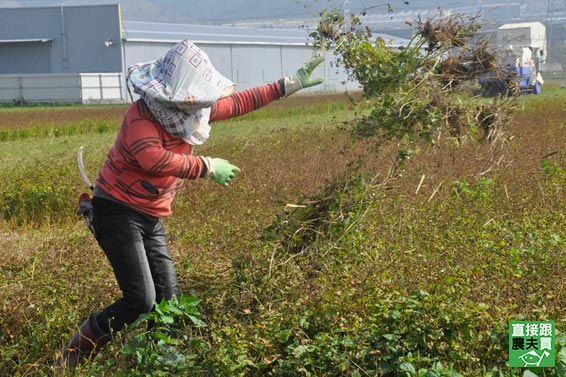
[127,39,234,145]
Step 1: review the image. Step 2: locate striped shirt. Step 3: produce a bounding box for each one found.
[94,80,284,217]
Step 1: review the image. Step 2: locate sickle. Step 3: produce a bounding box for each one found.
[77,146,94,190]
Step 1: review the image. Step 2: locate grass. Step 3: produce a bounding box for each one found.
[1,88,566,375]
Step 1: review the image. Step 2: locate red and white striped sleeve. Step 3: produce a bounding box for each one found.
[209,80,285,122]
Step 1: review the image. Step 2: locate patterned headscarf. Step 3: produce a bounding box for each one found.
[127,39,234,145]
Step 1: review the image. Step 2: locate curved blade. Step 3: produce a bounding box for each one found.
[77,146,94,190]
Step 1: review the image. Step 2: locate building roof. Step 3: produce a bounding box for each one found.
[122,21,311,45]
[499,21,546,30]
[0,38,52,43]
[121,20,410,47]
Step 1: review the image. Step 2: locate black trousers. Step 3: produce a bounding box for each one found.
[91,197,181,335]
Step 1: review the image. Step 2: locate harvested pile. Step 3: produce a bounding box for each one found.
[312,9,518,173]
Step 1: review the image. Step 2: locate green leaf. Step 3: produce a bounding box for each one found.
[161,314,174,324]
[187,314,207,327]
[425,371,441,377]
[166,305,184,316]
[398,360,417,374]
[382,333,397,340]
[279,329,291,343]
[556,364,564,377]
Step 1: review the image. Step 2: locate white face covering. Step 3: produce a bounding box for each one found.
[180,107,211,145]
[127,39,235,145]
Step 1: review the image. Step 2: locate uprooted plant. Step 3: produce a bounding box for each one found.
[312,8,518,173]
[119,295,207,376]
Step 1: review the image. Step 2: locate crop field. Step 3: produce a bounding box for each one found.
[1,88,566,376]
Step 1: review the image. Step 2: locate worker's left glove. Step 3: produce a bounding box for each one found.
[283,54,324,97]
[200,157,241,186]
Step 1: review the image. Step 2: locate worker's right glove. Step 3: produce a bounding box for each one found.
[200,157,241,186]
[283,54,324,97]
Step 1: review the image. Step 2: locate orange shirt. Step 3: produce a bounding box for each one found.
[95,81,283,217]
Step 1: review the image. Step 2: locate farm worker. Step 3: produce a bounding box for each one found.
[58,39,324,367]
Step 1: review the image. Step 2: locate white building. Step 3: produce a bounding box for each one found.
[0,3,408,103]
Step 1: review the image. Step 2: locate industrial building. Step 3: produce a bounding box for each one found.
[0,4,412,104]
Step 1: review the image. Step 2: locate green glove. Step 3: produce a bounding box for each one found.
[201,157,241,186]
[283,53,324,97]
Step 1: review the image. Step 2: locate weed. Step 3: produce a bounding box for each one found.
[118,295,206,376]
[312,8,517,171]
[1,91,566,376]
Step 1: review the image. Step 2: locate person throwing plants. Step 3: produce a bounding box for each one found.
[58,39,324,368]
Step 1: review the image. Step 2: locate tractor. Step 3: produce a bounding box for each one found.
[479,22,546,96]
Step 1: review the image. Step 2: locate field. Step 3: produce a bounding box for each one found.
[1,88,566,376]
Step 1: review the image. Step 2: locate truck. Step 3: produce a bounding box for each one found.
[479,21,546,96]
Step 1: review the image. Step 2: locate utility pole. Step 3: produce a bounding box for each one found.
[545,0,566,64]
[263,0,269,21]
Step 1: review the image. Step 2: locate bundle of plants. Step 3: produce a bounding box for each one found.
[312,8,518,171]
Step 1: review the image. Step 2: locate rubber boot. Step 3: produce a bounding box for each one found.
[58,313,112,368]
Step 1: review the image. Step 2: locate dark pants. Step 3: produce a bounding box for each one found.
[91,197,181,335]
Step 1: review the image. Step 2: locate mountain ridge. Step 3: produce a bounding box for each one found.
[3,0,489,24]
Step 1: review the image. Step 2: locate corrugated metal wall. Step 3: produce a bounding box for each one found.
[0,5,121,74]
[0,5,357,102]
[63,5,122,73]
[0,7,61,73]
[123,41,355,94]
[0,41,52,73]
[122,41,172,69]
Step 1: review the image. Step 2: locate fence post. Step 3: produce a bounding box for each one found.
[18,74,23,104]
[119,73,123,101]
[99,74,104,100]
